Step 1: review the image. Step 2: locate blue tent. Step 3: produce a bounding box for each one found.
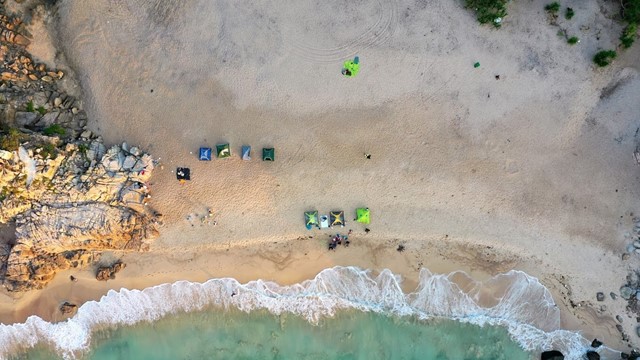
[199,147,212,161]
[242,145,251,161]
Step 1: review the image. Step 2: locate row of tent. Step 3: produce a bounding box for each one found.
[199,145,274,161]
[304,208,370,229]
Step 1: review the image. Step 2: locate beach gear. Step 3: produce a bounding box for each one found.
[176,167,190,181]
[262,148,274,161]
[356,208,370,224]
[320,215,329,229]
[242,146,251,161]
[216,144,231,158]
[342,56,360,77]
[199,147,212,161]
[330,211,345,227]
[305,210,319,230]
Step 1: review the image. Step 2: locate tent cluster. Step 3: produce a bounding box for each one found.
[305,208,369,230]
[198,144,275,161]
[177,144,275,182]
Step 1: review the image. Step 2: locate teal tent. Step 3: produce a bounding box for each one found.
[263,148,274,161]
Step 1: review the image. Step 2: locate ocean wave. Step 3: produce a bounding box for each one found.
[0,266,609,359]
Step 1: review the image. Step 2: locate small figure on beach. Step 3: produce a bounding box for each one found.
[231,291,236,297]
[69,275,77,282]
[365,228,370,233]
[364,153,371,159]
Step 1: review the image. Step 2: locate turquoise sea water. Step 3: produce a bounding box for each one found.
[16,309,532,360]
[0,267,594,359]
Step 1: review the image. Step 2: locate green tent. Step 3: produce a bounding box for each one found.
[356,208,370,224]
[262,148,274,161]
[305,210,318,230]
[216,144,230,158]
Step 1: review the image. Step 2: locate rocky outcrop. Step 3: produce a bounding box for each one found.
[0,141,159,291]
[59,301,76,315]
[96,262,126,281]
[540,350,564,360]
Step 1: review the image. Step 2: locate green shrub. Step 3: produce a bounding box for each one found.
[593,50,617,67]
[567,36,579,44]
[622,0,640,23]
[620,22,637,48]
[565,7,575,19]
[465,0,508,28]
[36,106,46,115]
[39,143,58,159]
[0,127,26,151]
[26,100,34,112]
[545,2,560,13]
[43,124,66,136]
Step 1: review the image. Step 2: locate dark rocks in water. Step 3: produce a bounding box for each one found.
[596,292,605,301]
[586,351,600,360]
[629,349,640,359]
[620,352,629,359]
[540,350,564,360]
[96,262,126,281]
[59,301,77,314]
[590,339,603,348]
[610,292,618,300]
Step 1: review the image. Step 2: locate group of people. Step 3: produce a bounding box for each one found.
[328,232,350,250]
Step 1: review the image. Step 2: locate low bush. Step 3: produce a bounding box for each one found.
[43,124,66,136]
[0,127,26,151]
[593,50,617,67]
[545,2,560,13]
[565,7,575,20]
[620,22,637,48]
[465,0,508,28]
[567,36,579,45]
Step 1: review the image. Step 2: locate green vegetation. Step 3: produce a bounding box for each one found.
[545,2,560,13]
[0,127,27,151]
[43,124,66,136]
[36,106,46,115]
[565,7,575,20]
[620,0,639,48]
[26,100,34,112]
[39,142,58,159]
[620,22,637,48]
[567,36,579,45]
[465,0,508,28]
[593,50,617,67]
[0,187,7,202]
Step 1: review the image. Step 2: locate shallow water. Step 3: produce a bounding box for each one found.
[17,309,532,360]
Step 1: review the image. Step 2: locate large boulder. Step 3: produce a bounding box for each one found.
[59,301,77,315]
[96,262,126,281]
[14,111,38,127]
[586,351,600,360]
[540,350,564,360]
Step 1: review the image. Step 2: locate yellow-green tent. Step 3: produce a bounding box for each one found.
[356,208,370,224]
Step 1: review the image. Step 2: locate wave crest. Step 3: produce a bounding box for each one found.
[0,266,594,359]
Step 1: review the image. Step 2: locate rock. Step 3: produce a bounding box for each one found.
[71,107,79,114]
[637,326,640,338]
[122,155,137,170]
[540,350,564,360]
[96,261,126,281]
[585,351,600,360]
[621,352,629,359]
[621,286,635,300]
[610,292,617,300]
[53,97,62,107]
[617,315,623,323]
[14,111,38,127]
[80,130,92,139]
[617,324,624,333]
[596,292,605,301]
[122,142,128,152]
[634,241,640,248]
[40,75,53,83]
[59,301,77,314]
[0,150,13,160]
[623,253,631,261]
[35,112,59,127]
[590,339,603,348]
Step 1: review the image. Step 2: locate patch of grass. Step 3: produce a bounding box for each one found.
[620,22,637,48]
[465,0,508,28]
[36,106,46,115]
[622,0,640,24]
[545,2,560,13]
[26,100,34,112]
[567,36,579,45]
[43,124,66,137]
[565,7,575,20]
[0,127,27,151]
[39,142,58,159]
[593,50,617,67]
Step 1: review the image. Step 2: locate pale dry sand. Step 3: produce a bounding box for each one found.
[1,0,640,352]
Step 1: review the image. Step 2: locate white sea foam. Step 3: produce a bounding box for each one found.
[0,267,614,359]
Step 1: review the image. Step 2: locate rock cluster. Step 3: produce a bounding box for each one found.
[0,141,158,291]
[96,262,126,281]
[59,301,76,315]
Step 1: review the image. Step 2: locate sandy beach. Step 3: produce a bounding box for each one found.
[1,0,640,354]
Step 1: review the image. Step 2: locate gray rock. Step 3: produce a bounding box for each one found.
[627,244,637,253]
[637,326,640,338]
[35,112,59,128]
[623,253,631,261]
[616,315,623,323]
[610,292,617,300]
[122,155,136,170]
[15,112,38,127]
[620,286,635,300]
[596,292,605,301]
[80,130,92,139]
[121,142,128,152]
[53,97,62,107]
[634,241,640,249]
[129,146,141,156]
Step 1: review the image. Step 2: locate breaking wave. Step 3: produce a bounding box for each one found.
[0,267,604,359]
